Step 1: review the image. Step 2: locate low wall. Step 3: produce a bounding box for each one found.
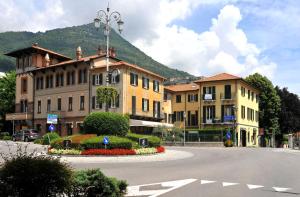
[163,141,224,147]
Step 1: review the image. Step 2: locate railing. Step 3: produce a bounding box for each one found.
[220,92,236,100]
[202,93,216,101]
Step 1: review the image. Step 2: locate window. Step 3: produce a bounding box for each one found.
[153,101,160,118]
[164,92,168,101]
[203,106,215,123]
[20,100,28,113]
[241,105,245,119]
[176,95,181,103]
[92,96,102,109]
[47,99,51,112]
[248,90,251,99]
[188,94,198,102]
[60,73,64,86]
[130,73,138,86]
[251,92,254,101]
[142,77,149,89]
[46,75,53,88]
[256,94,259,103]
[255,111,259,122]
[203,86,216,100]
[153,80,159,92]
[36,77,44,90]
[57,98,61,111]
[142,98,149,112]
[92,74,103,85]
[21,78,27,94]
[37,100,41,113]
[78,69,87,84]
[110,94,119,108]
[80,96,85,110]
[174,111,184,122]
[68,97,73,111]
[224,85,231,99]
[111,70,120,84]
[241,87,245,97]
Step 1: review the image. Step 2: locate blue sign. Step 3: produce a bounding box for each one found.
[226,131,231,140]
[49,124,55,132]
[47,114,58,124]
[103,136,109,145]
[224,115,235,122]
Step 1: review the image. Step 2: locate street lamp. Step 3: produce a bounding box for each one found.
[94,5,124,86]
[183,111,186,146]
[232,105,238,146]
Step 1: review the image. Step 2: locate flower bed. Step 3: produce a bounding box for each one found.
[48,148,82,155]
[156,146,165,153]
[81,149,136,155]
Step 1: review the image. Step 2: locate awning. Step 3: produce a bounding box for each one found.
[130,119,173,128]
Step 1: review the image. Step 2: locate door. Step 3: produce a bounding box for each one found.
[241,130,247,147]
[66,123,73,136]
[132,96,136,115]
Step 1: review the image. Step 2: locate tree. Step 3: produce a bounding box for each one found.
[96,86,118,112]
[245,73,281,134]
[275,86,300,133]
[0,71,16,132]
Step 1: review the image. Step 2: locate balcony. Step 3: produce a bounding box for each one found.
[220,92,236,103]
[202,93,216,103]
[202,117,235,125]
[6,112,33,121]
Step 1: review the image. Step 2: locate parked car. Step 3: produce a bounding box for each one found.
[12,129,39,142]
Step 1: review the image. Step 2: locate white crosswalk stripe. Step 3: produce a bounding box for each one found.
[222,182,239,187]
[201,180,216,185]
[272,187,291,192]
[247,184,264,190]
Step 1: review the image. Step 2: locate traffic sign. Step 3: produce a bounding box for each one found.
[139,138,149,147]
[103,136,109,145]
[47,114,58,124]
[224,115,235,122]
[226,131,231,140]
[49,124,55,132]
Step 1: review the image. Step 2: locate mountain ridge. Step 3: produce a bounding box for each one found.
[0,23,193,78]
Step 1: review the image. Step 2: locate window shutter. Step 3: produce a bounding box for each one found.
[116,74,120,83]
[212,106,216,120]
[157,82,160,92]
[92,75,95,85]
[108,73,112,84]
[147,99,149,111]
[136,74,138,86]
[221,105,224,122]
[195,94,198,102]
[142,77,145,88]
[188,95,191,102]
[203,106,206,123]
[92,96,95,109]
[142,98,144,110]
[212,86,216,100]
[130,73,134,84]
[116,94,120,107]
[147,79,149,89]
[158,102,160,118]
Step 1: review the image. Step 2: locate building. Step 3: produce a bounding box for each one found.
[5,44,170,136]
[164,73,260,147]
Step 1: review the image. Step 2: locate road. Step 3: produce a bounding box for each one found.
[1,141,300,197]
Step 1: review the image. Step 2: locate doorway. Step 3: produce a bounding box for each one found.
[241,130,247,147]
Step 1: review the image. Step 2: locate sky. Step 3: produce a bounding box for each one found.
[0,0,299,95]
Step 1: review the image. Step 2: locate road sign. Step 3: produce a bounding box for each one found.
[139,138,149,147]
[63,140,72,149]
[103,136,109,145]
[226,131,231,140]
[49,124,55,132]
[47,114,58,124]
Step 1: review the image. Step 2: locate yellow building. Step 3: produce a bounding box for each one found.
[164,73,260,147]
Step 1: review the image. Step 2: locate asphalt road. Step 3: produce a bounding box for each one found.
[1,141,300,197]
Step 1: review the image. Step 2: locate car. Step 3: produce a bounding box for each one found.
[12,129,40,142]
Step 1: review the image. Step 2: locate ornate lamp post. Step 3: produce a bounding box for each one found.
[94,5,124,86]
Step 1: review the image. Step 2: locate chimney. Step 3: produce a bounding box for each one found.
[32,43,38,47]
[109,47,116,58]
[76,46,82,60]
[45,53,50,67]
[97,46,105,56]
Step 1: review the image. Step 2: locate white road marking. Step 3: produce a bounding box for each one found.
[247,184,264,190]
[126,178,197,197]
[272,187,291,192]
[222,182,239,187]
[201,180,216,184]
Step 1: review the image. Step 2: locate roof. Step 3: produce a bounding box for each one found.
[194,73,241,83]
[164,83,199,93]
[108,61,166,80]
[5,44,72,60]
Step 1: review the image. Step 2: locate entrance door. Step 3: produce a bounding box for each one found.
[66,123,73,136]
[132,96,136,115]
[241,130,247,147]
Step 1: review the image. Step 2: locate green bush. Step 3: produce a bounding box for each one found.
[33,138,43,144]
[2,136,11,141]
[41,132,61,145]
[50,137,64,149]
[0,132,9,139]
[81,136,134,149]
[0,155,72,197]
[127,133,161,147]
[83,112,129,136]
[70,169,127,197]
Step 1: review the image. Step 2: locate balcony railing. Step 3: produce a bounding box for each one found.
[220,92,236,101]
[202,93,216,101]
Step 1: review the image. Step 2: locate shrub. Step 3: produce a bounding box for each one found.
[42,132,61,145]
[0,132,9,139]
[127,133,161,147]
[70,169,127,197]
[224,140,233,147]
[81,149,136,155]
[48,148,82,155]
[33,138,43,144]
[81,136,133,150]
[2,136,11,141]
[134,147,157,155]
[83,112,129,136]
[156,146,165,153]
[0,154,72,197]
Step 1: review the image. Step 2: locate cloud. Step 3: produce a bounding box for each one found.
[134,3,277,78]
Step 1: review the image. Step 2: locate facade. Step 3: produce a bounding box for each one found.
[164,73,260,147]
[6,44,168,136]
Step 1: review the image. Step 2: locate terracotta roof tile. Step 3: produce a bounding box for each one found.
[194,73,241,83]
[165,83,199,92]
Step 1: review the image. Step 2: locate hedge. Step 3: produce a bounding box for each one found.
[42,132,60,145]
[126,133,161,147]
[50,134,96,150]
[83,112,129,136]
[81,136,134,150]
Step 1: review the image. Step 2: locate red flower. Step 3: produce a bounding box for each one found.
[81,149,136,155]
[156,146,165,153]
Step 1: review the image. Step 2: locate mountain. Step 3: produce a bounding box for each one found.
[0,23,192,78]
